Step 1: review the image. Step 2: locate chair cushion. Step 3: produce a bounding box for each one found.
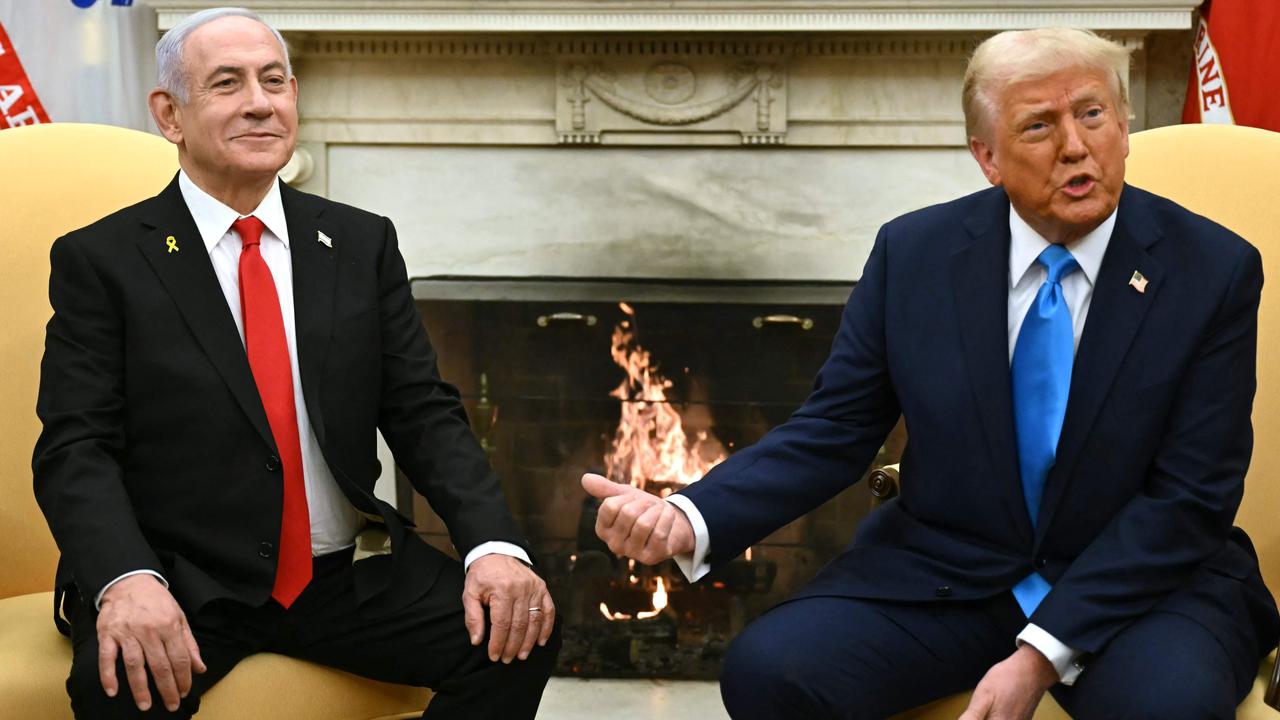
[0,591,430,720]
[892,691,1070,719]
[1238,650,1280,720]
[0,592,77,718]
[892,650,1279,719]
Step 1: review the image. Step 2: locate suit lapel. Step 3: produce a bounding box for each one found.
[952,189,1034,544]
[281,182,337,446]
[1036,186,1164,536]
[135,176,276,450]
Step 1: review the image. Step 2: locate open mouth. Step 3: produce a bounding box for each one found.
[1062,174,1096,197]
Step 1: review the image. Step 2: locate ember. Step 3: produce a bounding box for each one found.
[600,577,670,621]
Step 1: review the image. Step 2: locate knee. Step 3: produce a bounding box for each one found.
[720,622,821,720]
[721,623,777,700]
[67,654,196,719]
[524,619,562,679]
[1119,683,1234,720]
[1073,674,1235,720]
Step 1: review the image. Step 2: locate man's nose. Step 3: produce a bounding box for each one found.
[1059,119,1088,162]
[241,80,274,117]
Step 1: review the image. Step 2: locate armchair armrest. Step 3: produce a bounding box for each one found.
[1267,646,1279,710]
[868,463,900,508]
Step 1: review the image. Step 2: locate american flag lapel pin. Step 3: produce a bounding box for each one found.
[317,230,333,248]
[1129,270,1148,294]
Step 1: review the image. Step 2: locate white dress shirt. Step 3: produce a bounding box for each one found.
[97,171,526,607]
[667,203,1120,686]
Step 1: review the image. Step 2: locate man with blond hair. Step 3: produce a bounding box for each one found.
[586,27,1279,718]
[35,7,557,718]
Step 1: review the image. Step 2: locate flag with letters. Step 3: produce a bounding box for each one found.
[0,0,157,132]
[0,22,49,129]
[1182,0,1280,132]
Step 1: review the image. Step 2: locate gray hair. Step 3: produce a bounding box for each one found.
[156,7,292,104]
[963,28,1130,142]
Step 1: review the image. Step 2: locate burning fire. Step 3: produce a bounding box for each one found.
[604,303,726,490]
[599,304,729,622]
[600,577,670,621]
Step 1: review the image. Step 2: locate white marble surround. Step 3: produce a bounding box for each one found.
[152,1,1198,282]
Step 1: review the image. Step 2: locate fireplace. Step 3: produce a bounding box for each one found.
[151,0,1199,682]
[399,277,902,678]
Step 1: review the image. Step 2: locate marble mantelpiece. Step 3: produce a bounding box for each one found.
[149,1,1198,281]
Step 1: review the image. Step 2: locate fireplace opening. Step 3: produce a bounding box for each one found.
[399,277,901,679]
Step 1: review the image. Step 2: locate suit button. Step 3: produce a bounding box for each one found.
[258,541,274,558]
[1036,557,1048,569]
[265,455,280,472]
[935,586,952,598]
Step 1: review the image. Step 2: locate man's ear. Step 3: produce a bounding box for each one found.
[148,88,183,146]
[1119,107,1130,159]
[969,135,1002,186]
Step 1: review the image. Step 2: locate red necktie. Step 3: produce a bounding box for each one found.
[233,216,312,608]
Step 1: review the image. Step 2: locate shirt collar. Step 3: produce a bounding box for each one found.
[177,169,290,254]
[1008,203,1117,289]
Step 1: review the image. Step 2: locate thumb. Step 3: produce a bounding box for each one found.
[582,473,632,499]
[181,620,206,674]
[958,691,993,720]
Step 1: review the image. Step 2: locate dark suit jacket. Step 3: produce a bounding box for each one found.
[681,184,1279,655]
[33,175,527,618]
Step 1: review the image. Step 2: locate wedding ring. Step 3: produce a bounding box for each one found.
[528,607,542,613]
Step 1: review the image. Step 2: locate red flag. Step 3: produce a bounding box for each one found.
[1183,0,1280,132]
[0,21,50,129]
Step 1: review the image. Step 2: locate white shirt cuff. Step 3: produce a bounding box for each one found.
[95,570,168,611]
[1017,623,1084,685]
[664,494,712,582]
[463,541,532,572]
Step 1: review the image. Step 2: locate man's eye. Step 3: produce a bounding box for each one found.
[214,78,235,88]
[1025,122,1048,133]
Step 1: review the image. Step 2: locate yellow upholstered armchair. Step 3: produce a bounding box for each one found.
[875,123,1280,719]
[0,123,430,719]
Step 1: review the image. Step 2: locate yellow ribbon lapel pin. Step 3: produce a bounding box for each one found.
[165,235,180,253]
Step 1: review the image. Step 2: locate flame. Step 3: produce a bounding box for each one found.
[600,603,632,621]
[599,577,670,622]
[604,304,726,490]
[638,577,669,619]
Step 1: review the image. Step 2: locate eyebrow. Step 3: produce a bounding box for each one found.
[202,61,287,85]
[1010,92,1109,126]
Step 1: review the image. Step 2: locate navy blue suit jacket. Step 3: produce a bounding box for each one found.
[681,184,1278,655]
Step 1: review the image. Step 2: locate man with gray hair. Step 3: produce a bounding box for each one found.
[34,7,558,718]
[586,27,1279,718]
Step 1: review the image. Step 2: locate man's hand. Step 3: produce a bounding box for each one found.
[581,473,695,565]
[462,554,555,664]
[958,644,1059,720]
[96,574,206,712]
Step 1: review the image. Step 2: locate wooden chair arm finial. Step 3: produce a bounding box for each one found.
[868,464,901,507]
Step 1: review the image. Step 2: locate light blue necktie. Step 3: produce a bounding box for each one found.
[1010,244,1078,617]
